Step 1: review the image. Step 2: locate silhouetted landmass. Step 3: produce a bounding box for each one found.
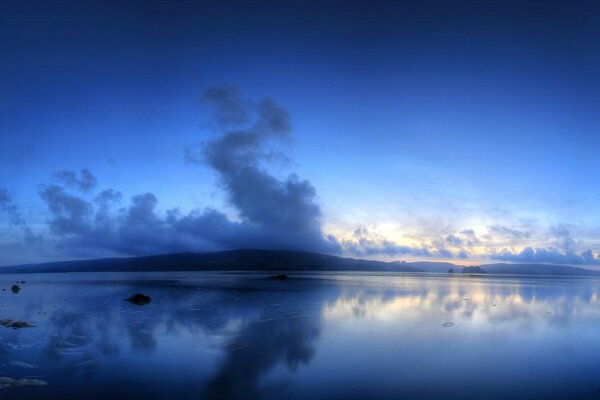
[2,249,600,277]
[0,249,423,274]
[478,263,600,276]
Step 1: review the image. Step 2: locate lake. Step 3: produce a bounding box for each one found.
[1,272,600,399]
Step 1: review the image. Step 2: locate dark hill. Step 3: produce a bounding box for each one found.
[0,249,424,274]
[3,250,600,277]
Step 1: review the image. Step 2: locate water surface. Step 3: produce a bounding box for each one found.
[1,272,600,399]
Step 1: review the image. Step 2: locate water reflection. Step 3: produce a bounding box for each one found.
[1,273,600,399]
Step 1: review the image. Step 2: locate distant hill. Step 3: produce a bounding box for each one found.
[2,249,600,277]
[477,263,600,276]
[0,249,424,274]
[404,261,457,273]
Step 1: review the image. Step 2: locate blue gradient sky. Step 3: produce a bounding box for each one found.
[2,1,600,266]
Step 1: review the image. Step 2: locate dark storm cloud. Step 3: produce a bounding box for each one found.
[0,188,41,245]
[39,184,93,236]
[36,180,333,257]
[188,86,332,252]
[31,87,337,258]
[0,188,26,227]
[53,168,97,193]
[200,85,250,127]
[93,189,122,223]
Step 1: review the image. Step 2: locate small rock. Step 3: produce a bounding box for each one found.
[442,322,455,327]
[10,285,20,294]
[268,274,288,280]
[0,319,34,329]
[126,293,151,306]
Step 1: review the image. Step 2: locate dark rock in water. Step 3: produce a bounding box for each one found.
[268,274,288,280]
[461,266,487,274]
[0,319,34,329]
[126,293,151,305]
[10,285,20,294]
[448,268,454,273]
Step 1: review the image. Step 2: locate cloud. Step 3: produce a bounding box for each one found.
[30,87,337,258]
[425,229,480,259]
[444,234,462,247]
[549,224,577,253]
[200,85,250,127]
[39,184,93,236]
[485,225,600,266]
[459,229,481,246]
[337,225,487,260]
[35,182,335,258]
[52,168,97,193]
[0,188,41,245]
[7,86,600,267]
[489,246,600,266]
[187,86,332,252]
[339,225,433,258]
[488,225,532,240]
[0,188,26,227]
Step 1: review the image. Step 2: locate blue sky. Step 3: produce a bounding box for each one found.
[1,1,600,266]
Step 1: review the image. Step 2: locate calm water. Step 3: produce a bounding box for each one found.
[1,272,600,399]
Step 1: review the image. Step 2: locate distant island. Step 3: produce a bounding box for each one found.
[2,249,600,277]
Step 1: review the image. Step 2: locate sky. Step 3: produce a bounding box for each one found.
[1,0,600,267]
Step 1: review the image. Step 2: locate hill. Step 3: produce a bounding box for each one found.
[2,250,600,277]
[0,249,424,274]
[478,263,600,276]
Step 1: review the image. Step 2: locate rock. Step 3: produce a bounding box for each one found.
[126,293,151,305]
[0,319,34,329]
[442,322,455,327]
[10,285,20,294]
[268,274,288,280]
[448,268,455,273]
